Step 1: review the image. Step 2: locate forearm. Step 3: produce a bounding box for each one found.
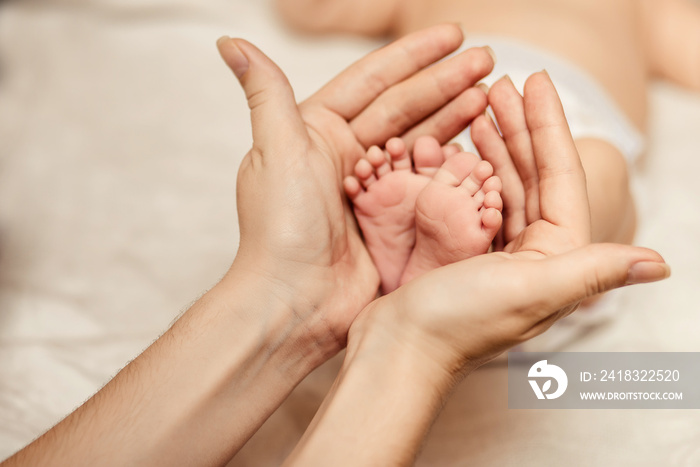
[3,266,331,467]
[284,300,456,467]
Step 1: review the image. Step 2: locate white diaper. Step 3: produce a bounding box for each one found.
[454,35,645,162]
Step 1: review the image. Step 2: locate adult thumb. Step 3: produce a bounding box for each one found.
[217,37,307,153]
[533,243,670,309]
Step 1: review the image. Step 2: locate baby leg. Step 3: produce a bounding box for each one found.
[575,138,636,246]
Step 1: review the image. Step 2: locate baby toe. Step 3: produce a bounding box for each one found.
[355,159,378,188]
[367,146,391,178]
[484,190,503,211]
[433,152,480,187]
[481,207,503,235]
[343,176,363,200]
[460,160,494,195]
[482,175,503,194]
[442,143,463,159]
[386,137,412,171]
[414,135,445,176]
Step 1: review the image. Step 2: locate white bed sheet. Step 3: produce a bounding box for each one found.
[1,0,699,465]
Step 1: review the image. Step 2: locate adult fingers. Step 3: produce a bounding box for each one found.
[488,76,541,223]
[307,24,465,120]
[471,114,527,243]
[349,46,494,147]
[523,71,591,241]
[218,37,308,155]
[398,87,488,149]
[521,244,669,327]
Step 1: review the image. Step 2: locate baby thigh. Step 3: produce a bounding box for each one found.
[575,138,636,245]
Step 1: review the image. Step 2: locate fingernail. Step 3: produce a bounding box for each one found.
[482,45,496,64]
[626,261,671,285]
[476,82,489,93]
[218,36,249,79]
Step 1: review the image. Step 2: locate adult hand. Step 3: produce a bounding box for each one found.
[357,71,669,377]
[472,72,590,253]
[0,28,495,467]
[218,24,495,353]
[283,71,669,467]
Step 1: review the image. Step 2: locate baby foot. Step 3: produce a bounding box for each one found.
[344,136,446,294]
[400,152,503,285]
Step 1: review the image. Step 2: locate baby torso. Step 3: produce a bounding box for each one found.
[394,0,648,130]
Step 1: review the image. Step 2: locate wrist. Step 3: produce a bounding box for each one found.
[287,298,457,466]
[218,259,342,372]
[347,296,458,402]
[350,286,489,390]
